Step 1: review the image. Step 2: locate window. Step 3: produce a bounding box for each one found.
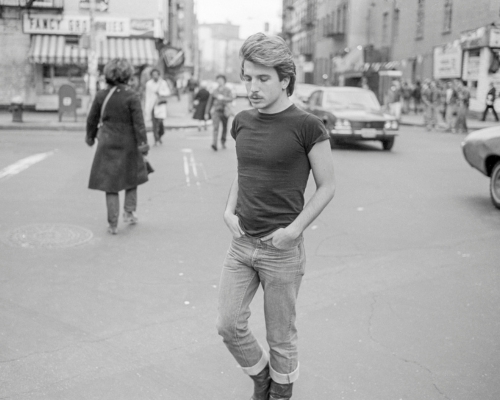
[393,8,400,37]
[337,6,342,33]
[342,3,347,34]
[416,0,425,39]
[382,12,389,45]
[443,0,452,33]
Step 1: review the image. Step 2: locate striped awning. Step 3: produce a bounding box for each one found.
[29,35,158,66]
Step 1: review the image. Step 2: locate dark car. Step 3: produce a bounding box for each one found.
[462,126,500,209]
[305,87,399,150]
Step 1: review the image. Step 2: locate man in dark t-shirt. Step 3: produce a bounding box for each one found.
[216,33,335,400]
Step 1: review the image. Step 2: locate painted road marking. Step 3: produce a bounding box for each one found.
[181,148,206,187]
[0,151,56,180]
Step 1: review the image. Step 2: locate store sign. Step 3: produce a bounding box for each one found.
[0,0,59,6]
[23,14,161,38]
[79,0,109,12]
[433,42,462,79]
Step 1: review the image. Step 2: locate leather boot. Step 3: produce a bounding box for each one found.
[249,364,271,400]
[269,380,293,400]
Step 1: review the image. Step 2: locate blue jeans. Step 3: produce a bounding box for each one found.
[216,234,306,384]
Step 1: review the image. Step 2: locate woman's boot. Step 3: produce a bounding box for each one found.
[269,380,293,400]
[249,364,271,400]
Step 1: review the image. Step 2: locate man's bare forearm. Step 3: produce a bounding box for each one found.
[286,182,335,237]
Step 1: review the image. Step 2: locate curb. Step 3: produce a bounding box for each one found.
[0,122,207,132]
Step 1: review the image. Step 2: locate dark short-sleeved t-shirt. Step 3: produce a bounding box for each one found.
[231,104,329,237]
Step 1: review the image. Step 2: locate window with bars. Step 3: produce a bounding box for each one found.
[443,0,452,33]
[416,0,425,39]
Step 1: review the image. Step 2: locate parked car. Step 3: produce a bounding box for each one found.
[304,87,399,150]
[462,126,500,209]
[290,83,320,109]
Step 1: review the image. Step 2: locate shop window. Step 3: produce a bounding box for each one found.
[443,0,452,33]
[41,65,86,95]
[416,0,425,40]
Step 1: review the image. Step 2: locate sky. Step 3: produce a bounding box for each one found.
[196,0,283,39]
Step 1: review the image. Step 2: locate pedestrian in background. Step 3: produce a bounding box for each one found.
[422,80,437,131]
[455,80,470,134]
[217,33,335,400]
[186,74,198,112]
[402,81,412,114]
[192,81,210,131]
[85,58,150,235]
[205,74,234,151]
[434,81,447,130]
[386,79,402,120]
[444,81,458,132]
[412,80,422,113]
[145,69,171,146]
[482,82,499,122]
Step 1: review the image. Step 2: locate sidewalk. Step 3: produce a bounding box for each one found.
[0,94,208,131]
[400,111,499,131]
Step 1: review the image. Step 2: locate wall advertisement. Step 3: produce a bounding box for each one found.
[433,42,463,79]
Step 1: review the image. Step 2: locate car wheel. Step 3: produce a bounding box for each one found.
[381,137,395,151]
[490,161,500,209]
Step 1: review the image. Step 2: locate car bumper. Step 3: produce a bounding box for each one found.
[330,129,398,141]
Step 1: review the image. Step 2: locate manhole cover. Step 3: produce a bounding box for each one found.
[5,224,93,249]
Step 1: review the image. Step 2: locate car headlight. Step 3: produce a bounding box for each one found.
[384,120,399,130]
[335,119,351,129]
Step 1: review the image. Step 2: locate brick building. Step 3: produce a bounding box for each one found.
[283,0,500,111]
[0,0,197,110]
[352,0,500,111]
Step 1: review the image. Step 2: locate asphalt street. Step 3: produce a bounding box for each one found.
[1,107,499,399]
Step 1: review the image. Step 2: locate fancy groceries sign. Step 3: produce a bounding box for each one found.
[23,14,161,37]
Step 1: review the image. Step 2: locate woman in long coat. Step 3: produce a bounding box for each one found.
[192,82,210,130]
[86,58,149,235]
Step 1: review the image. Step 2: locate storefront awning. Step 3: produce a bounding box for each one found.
[29,35,158,66]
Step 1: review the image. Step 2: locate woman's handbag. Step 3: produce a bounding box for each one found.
[138,142,154,175]
[157,95,168,105]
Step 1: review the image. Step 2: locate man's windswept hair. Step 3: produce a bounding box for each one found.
[240,33,296,96]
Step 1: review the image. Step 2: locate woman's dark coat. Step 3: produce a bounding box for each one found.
[193,88,210,120]
[86,84,148,193]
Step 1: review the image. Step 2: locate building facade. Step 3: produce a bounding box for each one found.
[0,0,197,110]
[198,22,243,83]
[283,0,500,110]
[358,0,500,111]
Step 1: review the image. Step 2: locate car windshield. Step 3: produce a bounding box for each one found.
[324,91,381,111]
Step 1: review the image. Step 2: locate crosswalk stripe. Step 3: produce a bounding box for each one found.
[0,151,56,180]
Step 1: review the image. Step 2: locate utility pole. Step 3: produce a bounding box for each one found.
[88,0,98,101]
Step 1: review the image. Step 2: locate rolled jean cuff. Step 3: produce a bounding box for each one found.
[240,350,269,376]
[269,362,300,384]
